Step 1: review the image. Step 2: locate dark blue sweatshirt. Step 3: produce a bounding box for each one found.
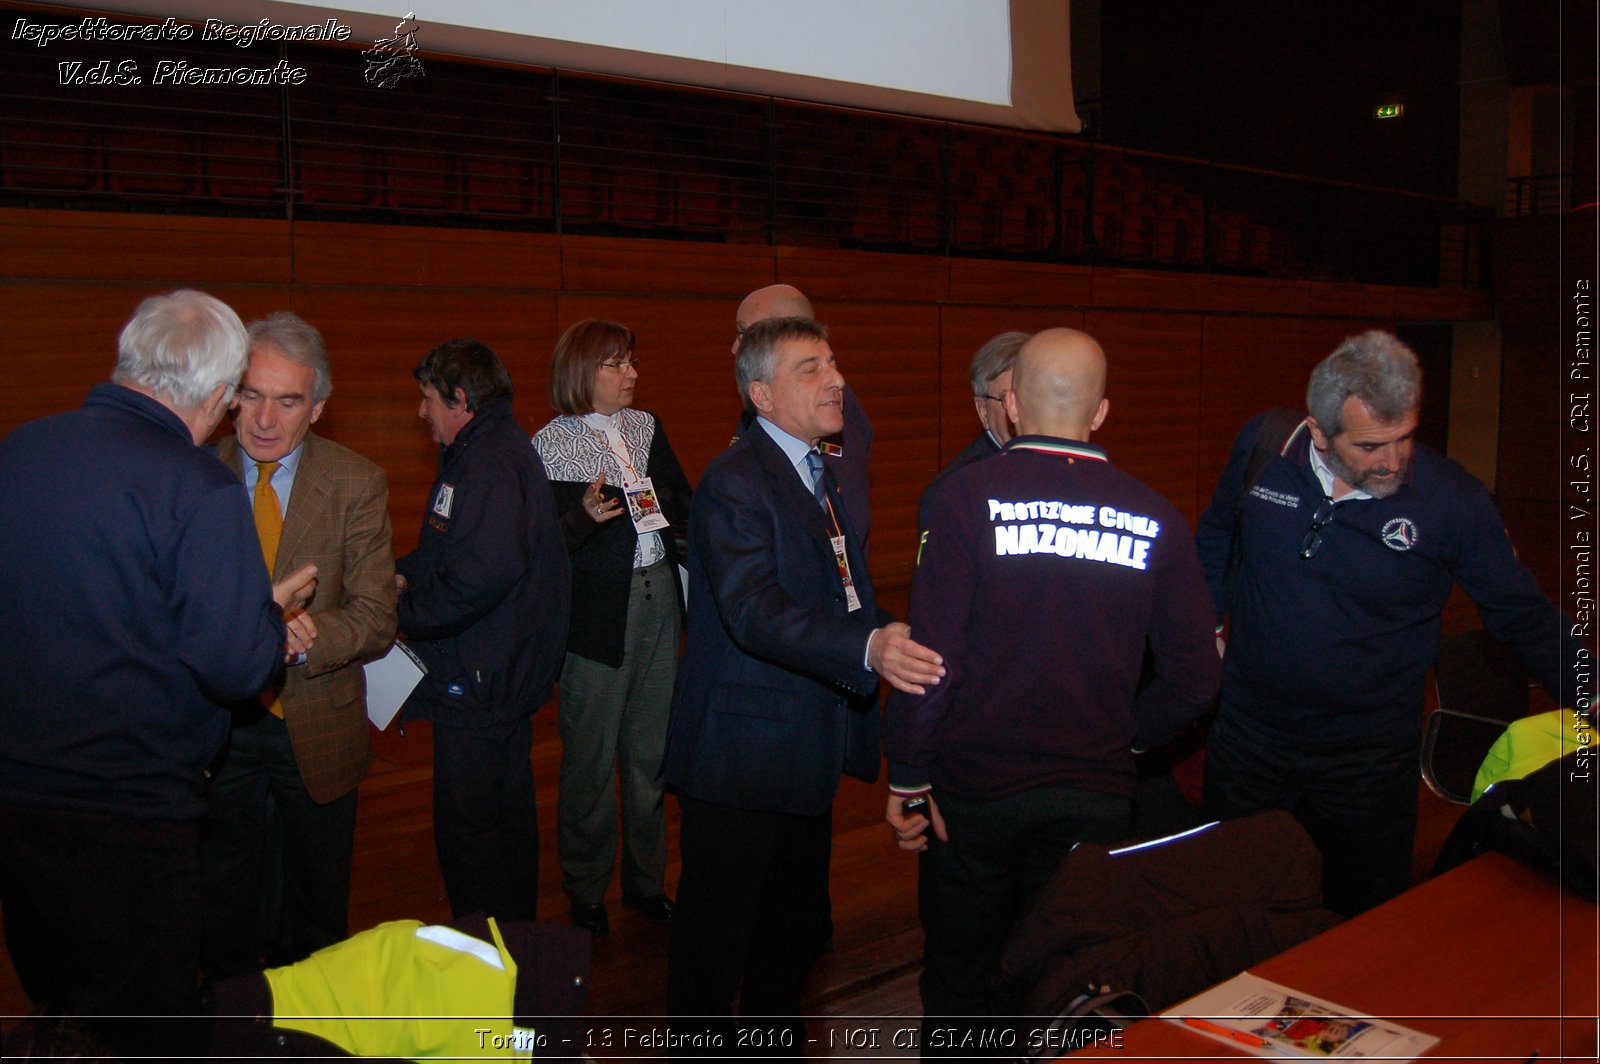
[0,384,284,819]
[886,436,1221,801]
[1195,411,1580,742]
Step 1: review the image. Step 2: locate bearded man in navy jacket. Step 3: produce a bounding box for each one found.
[885,327,1220,1042]
[665,316,943,1040]
[1197,331,1583,916]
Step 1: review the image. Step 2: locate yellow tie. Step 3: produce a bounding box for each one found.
[253,461,283,572]
[253,461,286,718]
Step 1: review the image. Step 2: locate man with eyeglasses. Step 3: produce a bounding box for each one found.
[917,331,1028,532]
[732,284,874,552]
[1196,330,1581,916]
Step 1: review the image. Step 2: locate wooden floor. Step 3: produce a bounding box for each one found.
[0,588,1547,1058]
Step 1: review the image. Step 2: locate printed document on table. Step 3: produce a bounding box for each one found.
[1164,971,1439,1058]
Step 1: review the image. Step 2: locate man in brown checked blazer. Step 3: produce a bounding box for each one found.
[201,312,398,977]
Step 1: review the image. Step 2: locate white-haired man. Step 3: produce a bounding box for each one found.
[0,290,314,1055]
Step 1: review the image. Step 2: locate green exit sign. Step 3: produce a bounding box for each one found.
[1375,103,1405,119]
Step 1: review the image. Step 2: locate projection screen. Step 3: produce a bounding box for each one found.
[42,0,1078,131]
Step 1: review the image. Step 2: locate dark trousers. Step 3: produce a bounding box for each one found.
[200,712,359,978]
[918,785,1129,1053]
[1203,709,1419,917]
[432,714,540,920]
[0,803,204,1057]
[667,795,832,1052]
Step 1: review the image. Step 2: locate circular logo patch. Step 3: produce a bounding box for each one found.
[1381,517,1418,551]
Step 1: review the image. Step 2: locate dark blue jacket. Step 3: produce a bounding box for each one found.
[887,437,1220,800]
[665,427,880,816]
[1196,411,1581,741]
[397,398,570,725]
[0,383,285,820]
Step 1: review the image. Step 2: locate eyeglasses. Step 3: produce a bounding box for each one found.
[601,357,640,371]
[980,392,1008,404]
[734,323,751,342]
[1299,497,1337,559]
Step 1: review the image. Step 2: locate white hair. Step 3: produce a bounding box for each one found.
[113,289,249,410]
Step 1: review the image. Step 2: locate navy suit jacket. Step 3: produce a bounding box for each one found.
[664,426,881,816]
[733,382,873,554]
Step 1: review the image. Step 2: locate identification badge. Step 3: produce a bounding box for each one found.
[431,483,455,518]
[831,533,862,612]
[624,475,670,535]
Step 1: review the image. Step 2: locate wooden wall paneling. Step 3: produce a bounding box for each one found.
[821,302,942,601]
[945,259,1093,307]
[1,282,292,437]
[1298,317,1396,365]
[560,235,776,298]
[936,306,1087,473]
[3,284,165,433]
[1489,214,1587,605]
[1500,328,1563,502]
[286,288,557,556]
[1091,267,1217,313]
[1307,282,1400,320]
[1203,275,1315,316]
[0,208,292,284]
[554,294,740,483]
[1493,216,1565,508]
[1194,316,1327,510]
[1084,310,1206,521]
[1392,286,1479,321]
[777,246,950,306]
[291,221,561,290]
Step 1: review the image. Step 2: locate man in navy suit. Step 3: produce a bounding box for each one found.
[664,316,943,1041]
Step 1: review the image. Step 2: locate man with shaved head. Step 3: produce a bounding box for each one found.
[732,284,874,548]
[884,327,1220,1043]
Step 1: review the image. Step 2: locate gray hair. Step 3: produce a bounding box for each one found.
[1306,331,1421,435]
[247,312,332,404]
[113,289,249,410]
[969,331,1029,395]
[735,316,829,414]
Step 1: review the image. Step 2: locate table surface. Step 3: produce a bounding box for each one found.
[1073,852,1599,1060]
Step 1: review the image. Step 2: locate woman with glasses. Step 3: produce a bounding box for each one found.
[534,319,692,937]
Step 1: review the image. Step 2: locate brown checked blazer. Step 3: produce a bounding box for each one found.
[219,431,398,804]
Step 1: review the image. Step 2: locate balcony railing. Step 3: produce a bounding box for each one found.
[0,19,1490,290]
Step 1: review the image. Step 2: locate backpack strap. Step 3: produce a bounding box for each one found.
[1223,407,1308,611]
[1240,407,1308,501]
